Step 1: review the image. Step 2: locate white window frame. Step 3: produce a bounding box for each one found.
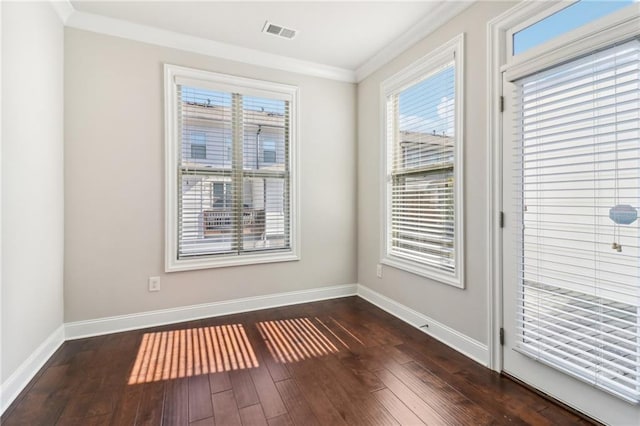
[164,64,300,272]
[380,34,465,288]
[486,0,640,373]
[503,0,639,81]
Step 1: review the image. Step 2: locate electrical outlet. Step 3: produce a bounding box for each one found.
[148,276,161,292]
[376,264,383,278]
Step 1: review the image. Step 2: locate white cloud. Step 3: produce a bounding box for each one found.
[399,96,454,136]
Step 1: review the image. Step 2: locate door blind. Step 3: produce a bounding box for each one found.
[387,61,456,274]
[513,39,640,402]
[177,85,290,259]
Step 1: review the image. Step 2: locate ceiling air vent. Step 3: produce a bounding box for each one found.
[262,21,297,40]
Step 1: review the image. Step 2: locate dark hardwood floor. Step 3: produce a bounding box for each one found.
[2,297,593,425]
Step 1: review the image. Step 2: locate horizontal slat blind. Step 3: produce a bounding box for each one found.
[177,85,290,258]
[242,96,290,252]
[387,61,456,274]
[514,39,640,402]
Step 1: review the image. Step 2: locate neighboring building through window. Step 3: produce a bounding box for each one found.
[165,65,299,271]
[262,140,277,164]
[212,182,231,208]
[189,131,207,159]
[380,35,464,288]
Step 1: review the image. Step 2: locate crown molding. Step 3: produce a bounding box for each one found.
[52,1,475,83]
[65,10,356,83]
[355,0,476,82]
[49,0,73,25]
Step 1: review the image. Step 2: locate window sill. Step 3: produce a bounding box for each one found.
[166,250,300,272]
[381,255,464,289]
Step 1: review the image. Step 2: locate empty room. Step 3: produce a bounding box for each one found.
[1,0,639,424]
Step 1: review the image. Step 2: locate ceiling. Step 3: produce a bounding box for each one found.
[69,1,469,75]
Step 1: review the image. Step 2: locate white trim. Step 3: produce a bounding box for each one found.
[380,33,465,289]
[379,35,463,94]
[164,64,301,273]
[2,283,491,415]
[164,63,178,273]
[485,0,566,375]
[0,326,65,415]
[51,1,477,83]
[167,251,301,273]
[485,1,518,374]
[65,284,357,340]
[357,284,488,366]
[65,10,356,83]
[171,65,300,99]
[355,1,475,82]
[48,0,73,25]
[0,3,3,413]
[51,1,478,83]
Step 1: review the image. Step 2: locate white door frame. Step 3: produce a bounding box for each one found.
[486,0,551,372]
[485,0,640,373]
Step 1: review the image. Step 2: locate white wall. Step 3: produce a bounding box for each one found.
[1,1,65,382]
[64,28,357,322]
[357,0,515,344]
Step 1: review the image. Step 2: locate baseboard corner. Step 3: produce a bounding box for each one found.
[0,325,65,415]
[356,284,489,366]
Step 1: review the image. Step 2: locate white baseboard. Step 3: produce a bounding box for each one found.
[65,283,358,340]
[0,325,65,414]
[356,284,489,366]
[1,282,487,418]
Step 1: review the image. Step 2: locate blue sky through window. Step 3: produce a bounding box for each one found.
[181,86,232,107]
[181,87,285,115]
[513,0,636,55]
[398,65,455,136]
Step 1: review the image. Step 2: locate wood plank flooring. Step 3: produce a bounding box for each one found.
[1,297,593,425]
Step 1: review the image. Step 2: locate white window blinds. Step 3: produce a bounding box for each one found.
[513,39,640,402]
[382,34,464,288]
[176,84,291,260]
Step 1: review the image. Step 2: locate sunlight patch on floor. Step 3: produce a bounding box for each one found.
[128,324,259,384]
[256,317,339,363]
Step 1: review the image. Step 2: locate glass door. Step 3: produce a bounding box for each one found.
[501,40,640,425]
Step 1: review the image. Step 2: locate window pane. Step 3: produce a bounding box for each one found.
[179,174,237,257]
[242,177,288,251]
[513,0,635,55]
[180,86,233,169]
[174,77,293,262]
[391,171,454,273]
[396,65,455,170]
[399,66,455,136]
[243,96,287,172]
[212,182,232,209]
